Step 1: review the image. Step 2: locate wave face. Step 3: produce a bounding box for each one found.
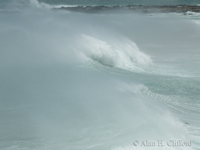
[0,0,200,150]
[78,34,152,72]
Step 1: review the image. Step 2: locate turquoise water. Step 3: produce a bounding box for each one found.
[0,0,200,150]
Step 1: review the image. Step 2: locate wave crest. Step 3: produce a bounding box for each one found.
[79,34,152,72]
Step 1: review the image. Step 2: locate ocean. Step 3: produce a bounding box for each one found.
[0,0,200,150]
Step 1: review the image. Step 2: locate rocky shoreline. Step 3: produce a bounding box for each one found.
[57,5,200,13]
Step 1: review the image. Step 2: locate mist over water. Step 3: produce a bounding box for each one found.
[0,0,200,150]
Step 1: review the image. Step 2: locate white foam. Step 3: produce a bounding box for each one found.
[29,0,51,9]
[78,34,152,72]
[52,5,78,8]
[184,11,200,17]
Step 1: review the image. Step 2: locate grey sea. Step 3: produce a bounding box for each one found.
[0,0,200,150]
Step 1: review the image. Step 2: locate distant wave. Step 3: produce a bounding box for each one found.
[52,5,78,8]
[55,5,200,13]
[185,11,200,17]
[2,0,200,14]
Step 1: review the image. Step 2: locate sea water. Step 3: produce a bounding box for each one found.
[0,0,200,150]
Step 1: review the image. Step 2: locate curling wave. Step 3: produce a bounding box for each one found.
[78,34,152,72]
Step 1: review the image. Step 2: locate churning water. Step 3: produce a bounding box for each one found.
[0,0,200,150]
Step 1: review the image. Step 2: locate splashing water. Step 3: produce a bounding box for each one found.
[0,0,200,150]
[77,34,152,72]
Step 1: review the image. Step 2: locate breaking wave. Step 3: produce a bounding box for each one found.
[1,1,200,150]
[77,34,152,72]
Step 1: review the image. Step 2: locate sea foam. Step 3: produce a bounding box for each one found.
[78,34,152,72]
